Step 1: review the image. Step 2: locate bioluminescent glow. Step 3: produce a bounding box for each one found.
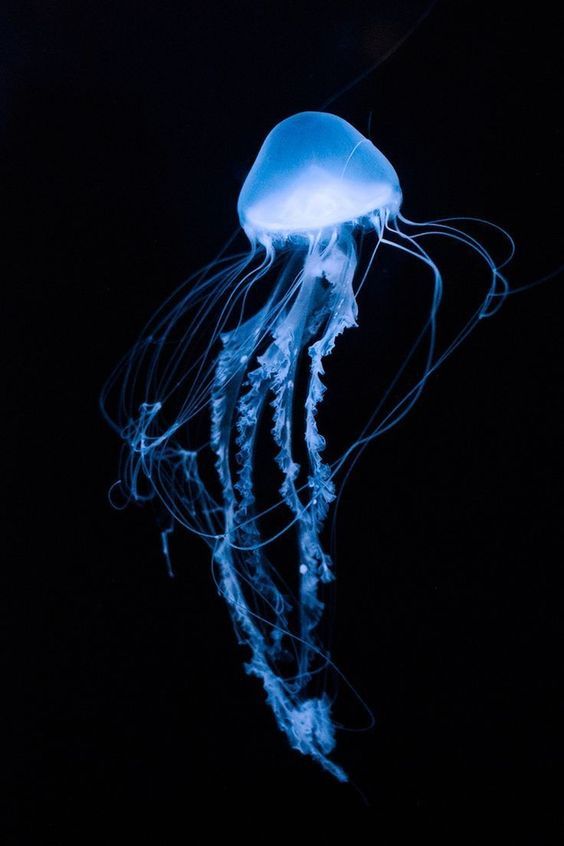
[101,111,511,781]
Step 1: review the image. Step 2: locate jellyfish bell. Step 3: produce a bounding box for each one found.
[238,111,402,246]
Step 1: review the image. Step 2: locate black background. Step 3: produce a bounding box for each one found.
[4,0,563,833]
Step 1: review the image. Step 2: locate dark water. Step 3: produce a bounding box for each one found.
[4,0,563,832]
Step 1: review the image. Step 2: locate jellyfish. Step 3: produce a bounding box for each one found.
[101,112,510,782]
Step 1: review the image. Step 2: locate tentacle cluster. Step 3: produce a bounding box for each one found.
[207,231,361,780]
[101,209,511,781]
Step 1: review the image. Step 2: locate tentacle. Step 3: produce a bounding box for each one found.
[265,250,330,679]
[104,202,514,786]
[209,270,348,782]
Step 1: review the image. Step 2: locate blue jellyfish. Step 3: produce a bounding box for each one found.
[101,112,510,781]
